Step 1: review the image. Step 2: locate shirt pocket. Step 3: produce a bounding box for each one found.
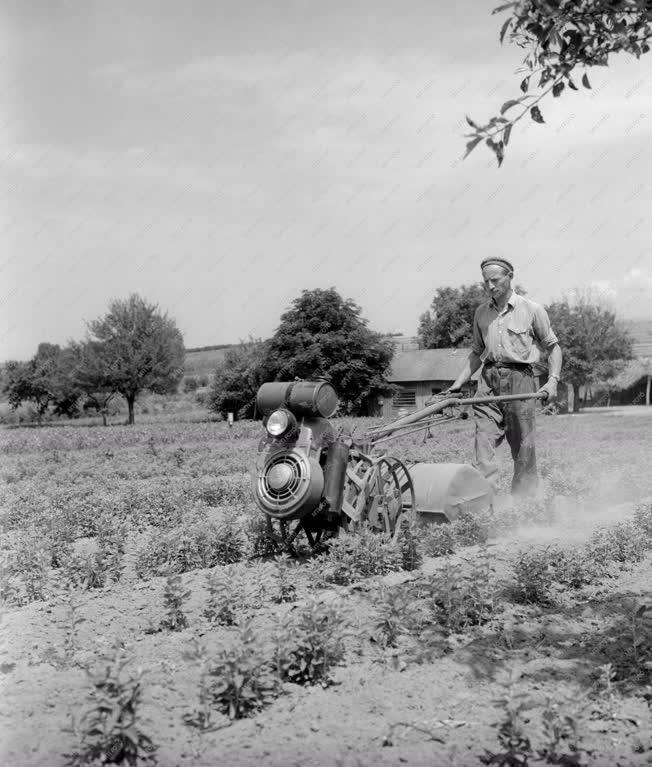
[506,318,531,357]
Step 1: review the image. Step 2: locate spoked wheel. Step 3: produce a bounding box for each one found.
[342,452,416,540]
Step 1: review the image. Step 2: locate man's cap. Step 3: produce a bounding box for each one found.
[480,257,514,275]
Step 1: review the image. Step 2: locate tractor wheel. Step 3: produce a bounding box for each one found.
[342,453,416,540]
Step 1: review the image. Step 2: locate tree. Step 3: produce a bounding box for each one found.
[208,339,272,419]
[545,293,633,412]
[70,340,118,426]
[418,284,488,348]
[3,343,80,424]
[87,294,185,425]
[265,288,395,415]
[418,282,527,348]
[465,1,652,165]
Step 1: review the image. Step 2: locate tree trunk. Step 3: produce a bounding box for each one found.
[126,394,136,425]
[572,383,581,413]
[101,408,108,427]
[646,374,651,406]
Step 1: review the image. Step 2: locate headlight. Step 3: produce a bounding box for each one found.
[266,409,295,437]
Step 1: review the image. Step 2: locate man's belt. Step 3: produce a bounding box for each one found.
[484,361,532,371]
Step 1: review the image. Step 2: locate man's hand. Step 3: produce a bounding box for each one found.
[444,382,463,395]
[537,378,558,401]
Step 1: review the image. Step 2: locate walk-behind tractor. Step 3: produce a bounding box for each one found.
[252,381,546,552]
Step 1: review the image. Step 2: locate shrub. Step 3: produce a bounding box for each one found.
[194,623,278,720]
[160,573,190,631]
[203,566,245,626]
[273,599,348,686]
[586,521,647,567]
[451,508,492,546]
[135,516,245,578]
[510,547,557,604]
[271,555,298,604]
[317,528,401,585]
[371,585,420,649]
[183,376,199,393]
[396,519,422,571]
[420,523,456,558]
[244,514,278,560]
[633,501,652,540]
[65,644,156,766]
[419,547,498,634]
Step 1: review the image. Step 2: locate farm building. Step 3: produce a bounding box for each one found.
[589,318,652,406]
[381,337,553,418]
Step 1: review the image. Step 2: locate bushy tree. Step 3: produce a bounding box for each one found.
[266,288,394,415]
[4,343,80,424]
[87,294,185,425]
[546,293,633,412]
[70,340,118,426]
[208,339,272,419]
[418,282,527,348]
[418,284,488,348]
[466,1,652,165]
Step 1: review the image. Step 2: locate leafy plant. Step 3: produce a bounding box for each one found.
[585,521,647,568]
[633,500,652,540]
[419,547,498,634]
[481,682,534,766]
[510,547,557,604]
[135,516,244,578]
[420,523,457,558]
[64,643,157,766]
[274,599,348,686]
[537,698,585,766]
[371,585,420,649]
[272,554,298,604]
[203,566,244,626]
[191,623,278,720]
[395,518,422,571]
[318,528,401,585]
[160,573,190,631]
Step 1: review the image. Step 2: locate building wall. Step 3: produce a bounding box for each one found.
[381,380,475,418]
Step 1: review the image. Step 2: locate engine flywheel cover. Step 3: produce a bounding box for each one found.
[255,449,324,520]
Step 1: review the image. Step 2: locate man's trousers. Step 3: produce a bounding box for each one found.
[472,364,538,497]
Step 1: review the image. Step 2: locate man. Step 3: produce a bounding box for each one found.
[446,258,562,497]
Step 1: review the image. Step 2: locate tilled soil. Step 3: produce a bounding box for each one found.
[1,497,651,767]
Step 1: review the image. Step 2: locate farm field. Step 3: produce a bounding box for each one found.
[0,411,651,766]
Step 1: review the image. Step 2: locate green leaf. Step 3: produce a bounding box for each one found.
[500,99,521,114]
[492,2,517,13]
[520,76,530,93]
[530,105,544,124]
[463,136,482,159]
[568,78,578,91]
[465,115,479,129]
[582,72,591,89]
[499,17,512,44]
[503,123,513,147]
[552,81,565,97]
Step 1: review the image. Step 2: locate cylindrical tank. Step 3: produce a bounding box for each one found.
[322,440,350,515]
[256,381,338,418]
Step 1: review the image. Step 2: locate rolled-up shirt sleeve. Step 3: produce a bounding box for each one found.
[471,308,485,356]
[532,304,558,348]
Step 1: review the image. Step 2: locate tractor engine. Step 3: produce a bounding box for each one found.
[253,381,349,525]
[252,380,497,553]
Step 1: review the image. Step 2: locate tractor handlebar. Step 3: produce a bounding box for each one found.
[367,391,547,441]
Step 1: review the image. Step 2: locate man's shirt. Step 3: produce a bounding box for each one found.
[471,291,558,364]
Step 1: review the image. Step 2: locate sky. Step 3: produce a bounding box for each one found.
[2,0,651,360]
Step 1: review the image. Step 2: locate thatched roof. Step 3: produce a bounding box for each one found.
[607,358,652,391]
